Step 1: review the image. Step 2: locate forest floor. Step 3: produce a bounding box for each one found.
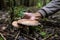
[0,10,60,40]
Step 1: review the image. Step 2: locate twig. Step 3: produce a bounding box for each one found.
[42,33,54,40]
[0,33,6,40]
[14,31,20,40]
[21,33,37,40]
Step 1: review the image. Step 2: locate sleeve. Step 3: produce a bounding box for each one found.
[38,0,60,17]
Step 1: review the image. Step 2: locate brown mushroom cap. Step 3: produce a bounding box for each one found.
[17,19,40,26]
[12,21,19,28]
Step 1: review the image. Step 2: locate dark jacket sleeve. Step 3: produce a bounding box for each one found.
[38,0,60,17]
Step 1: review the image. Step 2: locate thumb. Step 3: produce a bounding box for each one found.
[23,12,33,19]
[24,12,33,16]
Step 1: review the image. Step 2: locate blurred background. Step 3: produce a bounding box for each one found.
[0,0,60,40]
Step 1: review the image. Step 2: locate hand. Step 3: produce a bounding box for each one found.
[12,12,42,27]
[23,12,42,21]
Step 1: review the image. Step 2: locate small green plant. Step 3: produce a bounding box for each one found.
[14,6,27,20]
[40,32,47,37]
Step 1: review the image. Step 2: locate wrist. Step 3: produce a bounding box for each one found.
[36,12,43,19]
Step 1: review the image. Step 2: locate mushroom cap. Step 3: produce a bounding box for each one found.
[12,21,19,28]
[17,19,40,26]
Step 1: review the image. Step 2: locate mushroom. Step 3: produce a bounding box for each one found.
[12,21,19,28]
[17,19,40,26]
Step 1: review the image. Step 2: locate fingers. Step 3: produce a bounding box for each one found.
[23,15,31,19]
[23,12,41,20]
[23,12,31,19]
[31,12,41,20]
[29,15,41,20]
[24,12,32,15]
[24,12,33,17]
